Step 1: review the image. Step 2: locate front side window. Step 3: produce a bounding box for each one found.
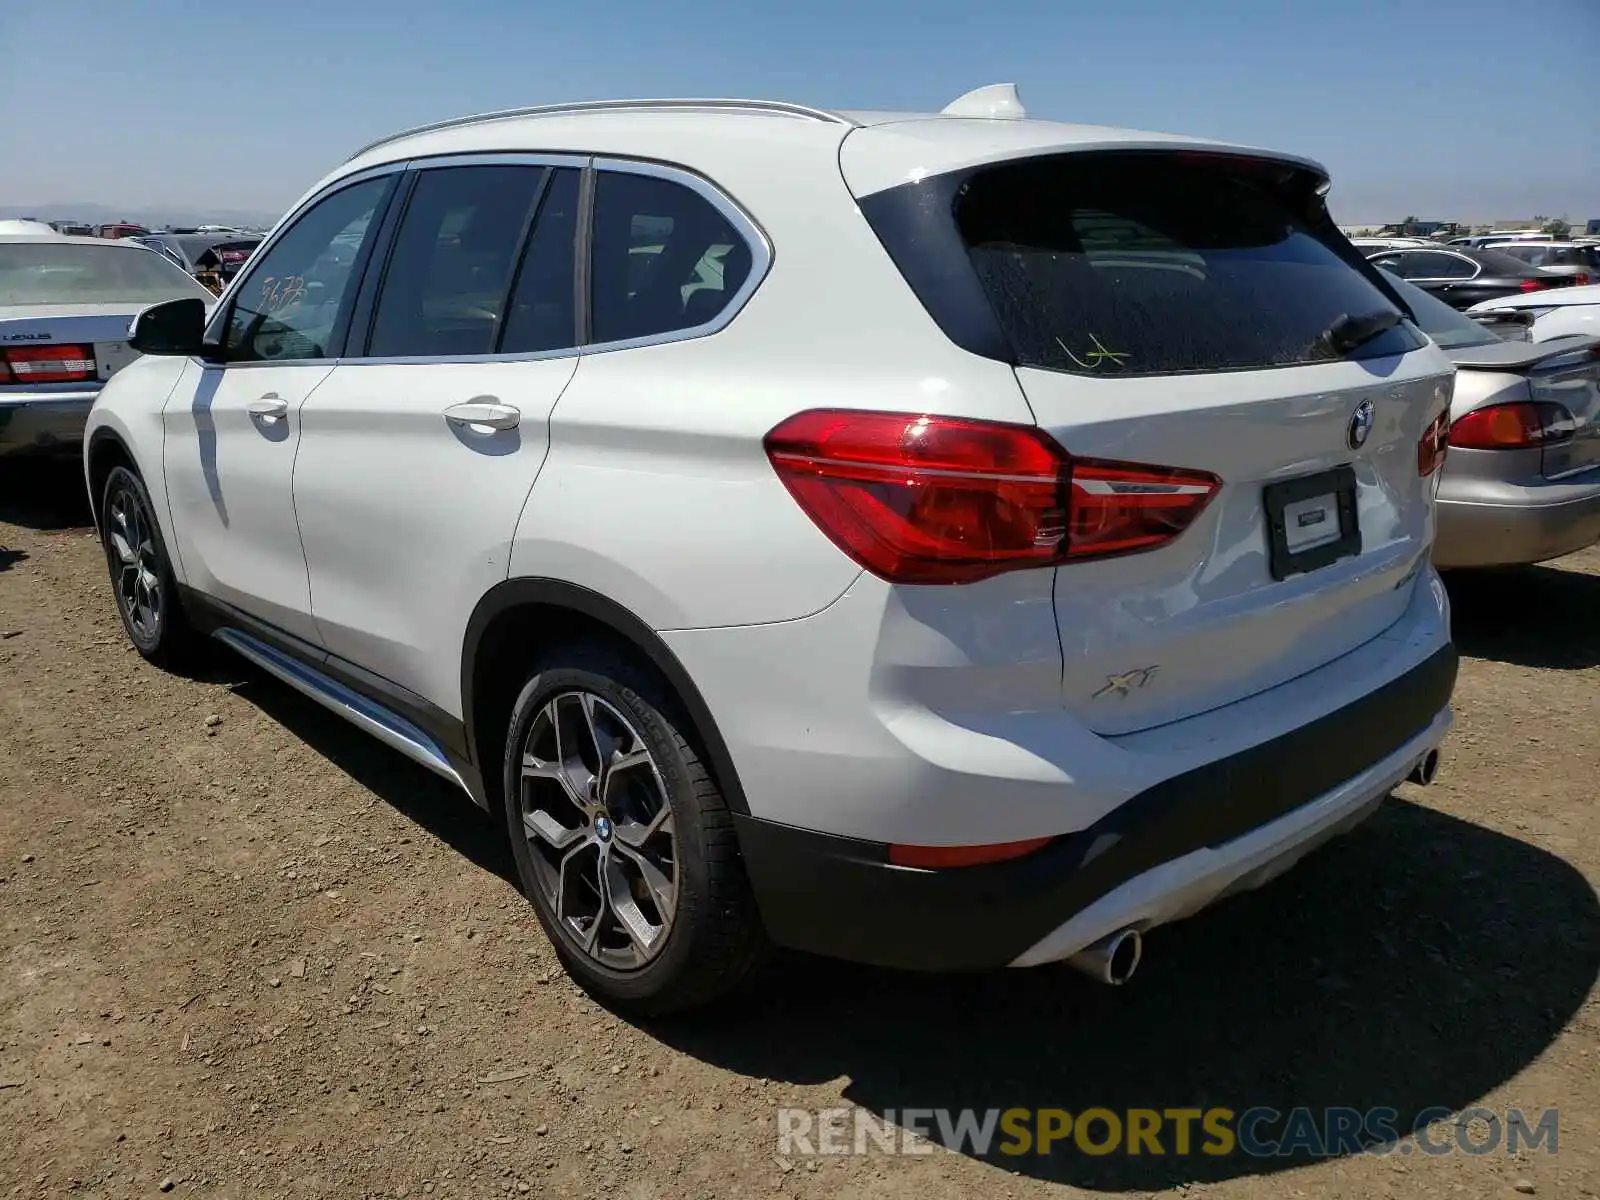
[367,165,546,358]
[589,171,752,344]
[946,153,1421,376]
[222,176,393,363]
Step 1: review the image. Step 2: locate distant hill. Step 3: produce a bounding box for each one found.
[0,201,282,230]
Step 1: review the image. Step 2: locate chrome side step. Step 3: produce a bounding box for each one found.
[213,627,468,793]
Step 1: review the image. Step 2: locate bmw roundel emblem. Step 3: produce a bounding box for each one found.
[1347,400,1375,450]
[594,815,613,842]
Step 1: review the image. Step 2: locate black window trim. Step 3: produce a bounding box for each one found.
[203,164,403,367]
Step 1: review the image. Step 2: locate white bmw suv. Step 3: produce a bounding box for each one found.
[86,85,1458,1012]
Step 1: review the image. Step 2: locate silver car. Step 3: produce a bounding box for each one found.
[0,232,213,457]
[1383,270,1600,568]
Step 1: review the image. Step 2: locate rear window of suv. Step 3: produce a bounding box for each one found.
[953,155,1421,376]
[861,153,1424,377]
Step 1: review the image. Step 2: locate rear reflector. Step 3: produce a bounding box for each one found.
[1449,402,1575,450]
[889,837,1053,869]
[4,343,95,384]
[764,410,1220,584]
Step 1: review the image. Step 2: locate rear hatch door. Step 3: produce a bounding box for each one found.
[857,144,1454,735]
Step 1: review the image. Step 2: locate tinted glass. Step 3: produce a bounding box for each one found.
[368,165,544,358]
[1378,269,1496,350]
[0,242,212,306]
[224,176,391,362]
[1473,248,1540,275]
[589,171,752,344]
[500,168,579,354]
[1493,244,1547,265]
[1402,251,1474,279]
[953,155,1417,376]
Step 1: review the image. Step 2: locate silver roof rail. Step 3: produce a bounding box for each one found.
[346,98,857,162]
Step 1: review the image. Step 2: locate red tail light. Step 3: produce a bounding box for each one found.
[763,410,1221,584]
[1574,272,1591,286]
[3,343,95,384]
[1519,278,1551,293]
[1417,411,1450,476]
[1449,402,1575,450]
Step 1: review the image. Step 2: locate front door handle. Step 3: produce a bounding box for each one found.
[443,400,521,431]
[248,394,288,422]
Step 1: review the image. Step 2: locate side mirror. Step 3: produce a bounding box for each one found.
[129,297,208,356]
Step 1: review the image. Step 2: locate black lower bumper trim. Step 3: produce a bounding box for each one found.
[737,644,1457,971]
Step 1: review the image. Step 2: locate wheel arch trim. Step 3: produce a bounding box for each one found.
[462,578,751,816]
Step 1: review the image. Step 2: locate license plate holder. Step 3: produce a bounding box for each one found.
[1263,466,1361,581]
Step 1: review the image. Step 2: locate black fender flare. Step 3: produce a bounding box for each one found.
[461,578,751,816]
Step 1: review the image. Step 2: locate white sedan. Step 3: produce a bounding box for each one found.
[1469,283,1600,342]
[1,229,214,457]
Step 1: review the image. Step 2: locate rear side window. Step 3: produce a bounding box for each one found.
[947,155,1421,376]
[589,171,752,345]
[368,165,545,358]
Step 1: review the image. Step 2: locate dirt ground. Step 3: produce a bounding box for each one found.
[2,461,1597,1200]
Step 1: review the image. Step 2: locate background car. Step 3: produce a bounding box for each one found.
[1481,241,1598,286]
[135,232,262,292]
[1367,245,1578,310]
[93,222,151,240]
[1381,269,1600,568]
[1469,282,1600,342]
[0,234,213,457]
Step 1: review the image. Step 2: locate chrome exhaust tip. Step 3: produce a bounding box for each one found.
[1407,748,1440,787]
[1066,927,1142,985]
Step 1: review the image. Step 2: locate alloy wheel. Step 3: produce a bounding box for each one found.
[518,691,678,970]
[106,483,163,643]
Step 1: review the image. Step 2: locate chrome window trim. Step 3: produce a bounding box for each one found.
[578,155,772,358]
[201,160,412,359]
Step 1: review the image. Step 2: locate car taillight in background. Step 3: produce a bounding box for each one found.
[1519,279,1552,293]
[1448,402,1575,450]
[2,344,96,384]
[763,409,1221,585]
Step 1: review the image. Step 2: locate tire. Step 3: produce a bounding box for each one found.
[99,464,198,667]
[501,642,767,1014]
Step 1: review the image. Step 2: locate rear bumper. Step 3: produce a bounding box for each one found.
[1434,471,1600,568]
[737,644,1456,972]
[0,389,99,456]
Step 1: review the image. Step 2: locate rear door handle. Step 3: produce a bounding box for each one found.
[443,401,521,431]
[248,394,288,422]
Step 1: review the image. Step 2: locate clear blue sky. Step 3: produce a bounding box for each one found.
[2,0,1594,224]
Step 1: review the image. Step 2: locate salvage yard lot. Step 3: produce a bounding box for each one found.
[2,464,1597,1200]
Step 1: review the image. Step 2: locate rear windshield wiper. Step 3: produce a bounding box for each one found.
[1311,310,1402,357]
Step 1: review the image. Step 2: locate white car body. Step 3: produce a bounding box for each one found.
[84,87,1458,1006]
[1470,283,1600,341]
